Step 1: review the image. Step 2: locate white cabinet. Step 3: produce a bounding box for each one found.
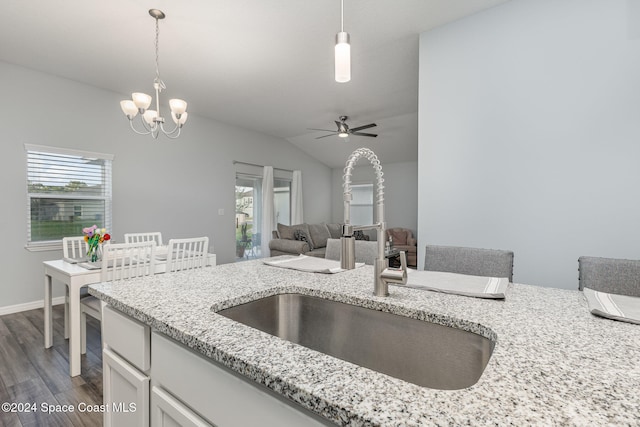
[103,348,149,427]
[102,306,332,427]
[151,386,212,427]
[102,305,151,427]
[151,332,332,427]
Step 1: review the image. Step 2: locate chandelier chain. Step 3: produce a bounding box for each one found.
[154,17,165,90]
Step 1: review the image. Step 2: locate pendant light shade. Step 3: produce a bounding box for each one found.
[335,0,351,83]
[335,31,351,83]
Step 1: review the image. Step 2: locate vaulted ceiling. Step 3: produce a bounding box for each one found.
[0,0,509,167]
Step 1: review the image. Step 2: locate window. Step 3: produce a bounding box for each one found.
[350,183,374,225]
[274,178,291,226]
[25,144,113,249]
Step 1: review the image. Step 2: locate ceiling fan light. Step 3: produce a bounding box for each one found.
[335,31,351,83]
[338,131,349,138]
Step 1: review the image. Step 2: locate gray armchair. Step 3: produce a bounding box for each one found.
[386,228,417,268]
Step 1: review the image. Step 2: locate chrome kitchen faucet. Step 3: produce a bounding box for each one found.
[340,148,407,296]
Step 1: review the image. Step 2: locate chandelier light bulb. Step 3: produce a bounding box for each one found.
[132,92,152,111]
[172,111,188,126]
[143,110,158,125]
[120,100,138,118]
[169,99,188,115]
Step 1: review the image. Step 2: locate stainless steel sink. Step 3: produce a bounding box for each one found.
[217,293,494,390]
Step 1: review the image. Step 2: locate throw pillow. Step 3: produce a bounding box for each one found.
[308,223,331,248]
[294,229,314,250]
[353,230,370,241]
[325,223,343,239]
[278,223,310,241]
[277,223,296,240]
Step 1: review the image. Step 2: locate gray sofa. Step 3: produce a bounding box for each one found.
[269,223,343,258]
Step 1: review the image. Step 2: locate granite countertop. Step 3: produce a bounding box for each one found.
[89,259,640,426]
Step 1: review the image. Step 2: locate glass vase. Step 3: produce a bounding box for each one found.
[87,244,101,263]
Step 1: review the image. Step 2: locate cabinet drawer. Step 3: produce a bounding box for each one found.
[152,386,213,427]
[103,348,149,427]
[152,332,331,427]
[103,305,150,372]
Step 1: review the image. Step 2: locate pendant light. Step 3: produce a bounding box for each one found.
[335,0,351,83]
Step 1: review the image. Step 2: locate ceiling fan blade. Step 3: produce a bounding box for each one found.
[350,123,377,132]
[350,132,378,137]
[315,133,339,139]
[308,128,338,132]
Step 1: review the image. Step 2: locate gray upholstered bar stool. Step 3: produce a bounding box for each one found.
[578,256,640,297]
[423,245,514,281]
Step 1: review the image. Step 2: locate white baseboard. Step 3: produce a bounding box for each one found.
[0,296,66,316]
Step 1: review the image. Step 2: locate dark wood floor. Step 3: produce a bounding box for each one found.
[0,305,103,427]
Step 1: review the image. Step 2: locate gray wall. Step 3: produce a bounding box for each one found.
[331,161,418,239]
[0,60,331,311]
[418,0,640,289]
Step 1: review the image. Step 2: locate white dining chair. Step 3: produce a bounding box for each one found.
[62,236,89,339]
[62,236,88,261]
[166,237,209,272]
[124,231,163,246]
[80,241,157,354]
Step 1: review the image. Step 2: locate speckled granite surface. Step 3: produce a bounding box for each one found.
[89,258,640,426]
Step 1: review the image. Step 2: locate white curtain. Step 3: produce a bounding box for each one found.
[291,170,304,224]
[261,166,275,257]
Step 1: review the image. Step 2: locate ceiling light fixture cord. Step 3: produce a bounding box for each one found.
[119,9,188,139]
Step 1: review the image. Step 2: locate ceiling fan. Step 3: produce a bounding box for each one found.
[309,116,377,139]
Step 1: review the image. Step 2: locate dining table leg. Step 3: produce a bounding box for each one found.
[64,286,69,339]
[44,274,53,348]
[69,284,82,377]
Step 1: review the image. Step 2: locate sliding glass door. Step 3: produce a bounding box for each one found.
[235,174,291,261]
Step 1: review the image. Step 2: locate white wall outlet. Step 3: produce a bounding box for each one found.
[218,209,224,215]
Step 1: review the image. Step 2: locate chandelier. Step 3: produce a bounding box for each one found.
[120,9,188,139]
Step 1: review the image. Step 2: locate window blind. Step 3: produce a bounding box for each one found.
[25,144,113,247]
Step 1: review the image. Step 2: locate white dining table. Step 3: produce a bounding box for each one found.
[43,253,216,377]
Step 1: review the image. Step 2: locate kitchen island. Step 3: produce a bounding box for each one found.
[89,258,640,426]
